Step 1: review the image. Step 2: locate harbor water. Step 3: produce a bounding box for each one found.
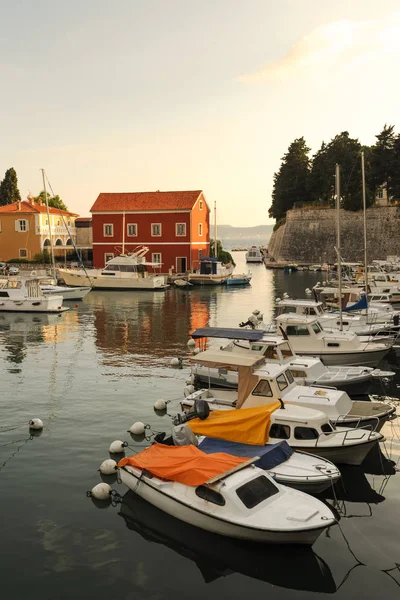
[1,252,399,599]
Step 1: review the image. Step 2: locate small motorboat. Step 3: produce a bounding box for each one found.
[40,284,91,300]
[226,273,252,286]
[117,443,336,545]
[0,277,68,313]
[174,278,193,289]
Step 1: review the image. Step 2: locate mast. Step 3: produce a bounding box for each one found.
[361,151,368,314]
[335,163,343,331]
[122,210,126,255]
[41,168,57,283]
[214,201,217,258]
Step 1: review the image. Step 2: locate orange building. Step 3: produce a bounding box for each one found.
[0,196,78,261]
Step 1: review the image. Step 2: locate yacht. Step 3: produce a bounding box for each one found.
[58,246,169,290]
[0,277,68,313]
[245,246,264,263]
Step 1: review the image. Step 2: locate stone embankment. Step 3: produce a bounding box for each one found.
[267,206,400,263]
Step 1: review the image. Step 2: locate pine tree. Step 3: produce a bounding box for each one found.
[269,137,311,221]
[0,168,21,206]
[368,124,396,202]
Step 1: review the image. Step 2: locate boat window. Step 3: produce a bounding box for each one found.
[285,369,294,384]
[311,323,322,334]
[321,423,333,433]
[269,424,290,439]
[286,325,310,336]
[280,306,296,314]
[336,321,349,326]
[294,427,319,440]
[236,475,279,509]
[252,380,273,397]
[261,345,279,359]
[327,343,340,347]
[195,486,225,506]
[0,291,9,297]
[279,343,293,358]
[276,373,288,391]
[290,369,307,379]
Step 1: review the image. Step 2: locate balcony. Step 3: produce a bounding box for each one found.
[36,226,77,236]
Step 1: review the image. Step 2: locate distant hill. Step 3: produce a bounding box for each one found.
[216,224,273,239]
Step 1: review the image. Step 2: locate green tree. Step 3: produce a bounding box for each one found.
[308,142,333,204]
[269,137,310,221]
[210,239,235,266]
[0,168,21,206]
[367,124,396,202]
[391,134,400,201]
[34,190,69,211]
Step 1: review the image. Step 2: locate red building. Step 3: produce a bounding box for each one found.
[90,190,210,271]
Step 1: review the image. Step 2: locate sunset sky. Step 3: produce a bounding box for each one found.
[1,0,399,225]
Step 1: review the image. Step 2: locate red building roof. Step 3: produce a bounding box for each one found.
[0,200,78,216]
[90,190,204,212]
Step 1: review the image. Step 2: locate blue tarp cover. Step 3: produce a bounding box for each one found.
[191,327,265,340]
[200,257,218,262]
[343,294,368,312]
[198,438,293,470]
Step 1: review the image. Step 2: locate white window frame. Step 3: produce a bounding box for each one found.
[103,223,114,237]
[152,253,162,265]
[198,223,203,236]
[127,223,138,237]
[199,199,203,210]
[175,223,186,237]
[16,219,29,232]
[377,188,384,199]
[151,223,162,237]
[104,252,114,264]
[19,248,28,258]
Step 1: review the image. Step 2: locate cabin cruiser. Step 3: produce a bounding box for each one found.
[117,443,336,545]
[188,327,394,396]
[275,314,394,367]
[187,257,234,285]
[58,246,169,290]
[245,246,264,263]
[40,284,91,300]
[0,277,68,313]
[183,350,395,433]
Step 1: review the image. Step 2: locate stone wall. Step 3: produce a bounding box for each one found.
[267,206,400,263]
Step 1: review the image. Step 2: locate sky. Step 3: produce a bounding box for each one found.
[1,0,400,226]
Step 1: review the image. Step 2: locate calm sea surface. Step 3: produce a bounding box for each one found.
[1,251,400,600]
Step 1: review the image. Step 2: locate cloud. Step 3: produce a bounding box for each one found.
[238,12,400,83]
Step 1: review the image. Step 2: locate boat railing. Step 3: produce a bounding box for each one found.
[315,424,376,447]
[336,413,380,431]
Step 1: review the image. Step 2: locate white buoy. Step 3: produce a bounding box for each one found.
[99,459,117,475]
[108,440,127,453]
[90,483,112,500]
[129,422,145,435]
[183,385,195,397]
[170,357,180,367]
[187,339,196,348]
[29,418,43,430]
[193,348,201,355]
[275,297,281,303]
[154,399,167,411]
[305,288,311,294]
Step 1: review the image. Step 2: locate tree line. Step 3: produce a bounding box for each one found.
[269,125,400,222]
[0,167,68,211]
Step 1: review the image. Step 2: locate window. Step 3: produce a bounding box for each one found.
[127,223,137,237]
[15,219,29,232]
[285,369,294,384]
[236,476,279,509]
[57,220,60,226]
[19,249,27,258]
[68,220,71,226]
[327,342,340,347]
[176,223,186,236]
[279,343,294,358]
[152,223,161,236]
[261,345,279,360]
[286,325,310,336]
[199,199,203,210]
[311,323,322,334]
[104,253,114,264]
[195,486,225,506]
[377,188,384,199]
[269,424,291,439]
[294,427,319,440]
[252,380,273,397]
[104,224,113,237]
[276,373,288,391]
[152,253,162,265]
[321,423,334,433]
[289,369,306,379]
[198,249,203,260]
[198,223,203,236]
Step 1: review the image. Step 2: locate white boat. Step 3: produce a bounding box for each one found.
[226,272,252,286]
[174,278,192,289]
[117,443,336,545]
[58,246,169,290]
[40,284,91,300]
[245,246,264,263]
[275,313,394,367]
[0,277,68,313]
[184,349,395,433]
[189,327,394,397]
[187,257,234,285]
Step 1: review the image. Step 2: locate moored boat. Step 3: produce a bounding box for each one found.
[0,277,68,313]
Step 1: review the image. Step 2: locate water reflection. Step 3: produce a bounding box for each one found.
[118,490,336,593]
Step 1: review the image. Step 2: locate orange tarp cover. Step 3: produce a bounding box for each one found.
[118,443,249,486]
[188,403,282,446]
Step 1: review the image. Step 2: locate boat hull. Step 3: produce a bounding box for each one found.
[41,286,91,300]
[300,347,390,367]
[58,269,168,290]
[187,275,230,285]
[296,438,379,466]
[0,297,67,313]
[119,468,331,545]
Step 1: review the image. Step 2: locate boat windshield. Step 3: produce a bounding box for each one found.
[236,475,279,509]
[279,342,293,358]
[103,264,148,273]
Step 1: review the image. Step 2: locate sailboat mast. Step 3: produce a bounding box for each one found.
[41,169,57,283]
[335,163,343,331]
[214,201,217,258]
[361,151,368,314]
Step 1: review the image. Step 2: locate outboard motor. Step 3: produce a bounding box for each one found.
[172,423,199,446]
[173,399,210,426]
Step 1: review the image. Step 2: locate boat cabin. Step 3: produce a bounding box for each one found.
[197,257,227,276]
[276,299,326,318]
[275,313,360,351]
